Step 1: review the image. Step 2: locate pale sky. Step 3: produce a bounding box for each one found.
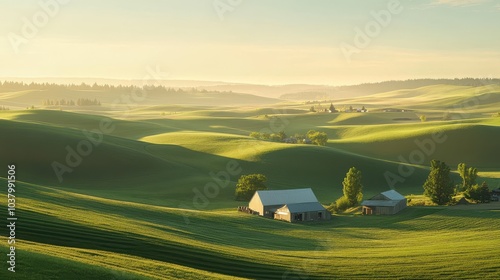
[1,0,499,85]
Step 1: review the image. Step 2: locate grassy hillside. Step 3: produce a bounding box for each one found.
[1,180,499,279]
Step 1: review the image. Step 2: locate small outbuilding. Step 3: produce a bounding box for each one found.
[248,188,330,222]
[274,202,330,222]
[361,190,407,215]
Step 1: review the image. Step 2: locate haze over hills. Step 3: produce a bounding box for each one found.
[2,78,499,100]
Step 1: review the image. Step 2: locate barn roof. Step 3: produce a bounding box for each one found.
[361,190,406,207]
[380,190,406,201]
[277,202,326,213]
[253,188,319,206]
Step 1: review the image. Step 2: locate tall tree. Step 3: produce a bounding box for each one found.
[457,163,478,191]
[235,174,268,201]
[342,167,363,207]
[423,160,454,205]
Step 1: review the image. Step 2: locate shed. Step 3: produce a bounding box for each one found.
[274,202,331,222]
[361,190,407,215]
[248,188,327,220]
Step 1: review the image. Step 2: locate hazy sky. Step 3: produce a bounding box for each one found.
[1,0,499,85]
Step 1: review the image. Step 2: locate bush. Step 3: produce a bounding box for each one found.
[464,182,490,203]
[332,196,351,213]
[249,132,261,139]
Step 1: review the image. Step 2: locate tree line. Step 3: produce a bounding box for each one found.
[42,98,101,106]
[0,80,236,95]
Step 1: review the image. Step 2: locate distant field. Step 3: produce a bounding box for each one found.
[1,83,499,279]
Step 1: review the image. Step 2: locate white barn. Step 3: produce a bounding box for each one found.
[248,188,330,222]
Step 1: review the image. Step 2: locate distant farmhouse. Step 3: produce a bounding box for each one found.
[361,190,407,215]
[248,188,331,222]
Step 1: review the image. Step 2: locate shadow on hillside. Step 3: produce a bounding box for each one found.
[18,209,326,279]
[22,184,319,251]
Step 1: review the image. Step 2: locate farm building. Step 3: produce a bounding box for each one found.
[248,188,330,222]
[361,190,407,215]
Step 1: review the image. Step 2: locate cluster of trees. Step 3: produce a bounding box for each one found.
[249,130,328,146]
[305,99,335,105]
[249,131,287,142]
[235,174,268,201]
[0,106,10,110]
[309,103,366,113]
[329,167,363,213]
[42,98,101,106]
[310,103,338,113]
[423,160,492,204]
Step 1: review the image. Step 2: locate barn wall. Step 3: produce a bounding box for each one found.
[263,205,284,218]
[249,197,264,216]
[394,199,407,214]
[274,212,291,222]
[375,206,393,215]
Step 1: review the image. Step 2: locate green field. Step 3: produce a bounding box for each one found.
[1,83,500,279]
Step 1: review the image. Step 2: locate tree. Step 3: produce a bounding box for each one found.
[464,182,490,203]
[457,163,478,191]
[306,130,328,146]
[277,131,287,141]
[329,103,336,112]
[309,106,316,112]
[420,115,427,122]
[342,167,363,207]
[269,133,281,142]
[249,132,261,139]
[235,174,268,201]
[423,160,454,205]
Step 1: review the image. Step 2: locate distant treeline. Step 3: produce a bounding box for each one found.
[281,78,500,100]
[42,98,101,106]
[0,106,10,110]
[0,80,231,94]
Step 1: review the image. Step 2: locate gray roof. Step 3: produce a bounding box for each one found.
[253,188,319,206]
[361,200,401,207]
[277,202,326,213]
[380,190,405,200]
[361,190,406,207]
